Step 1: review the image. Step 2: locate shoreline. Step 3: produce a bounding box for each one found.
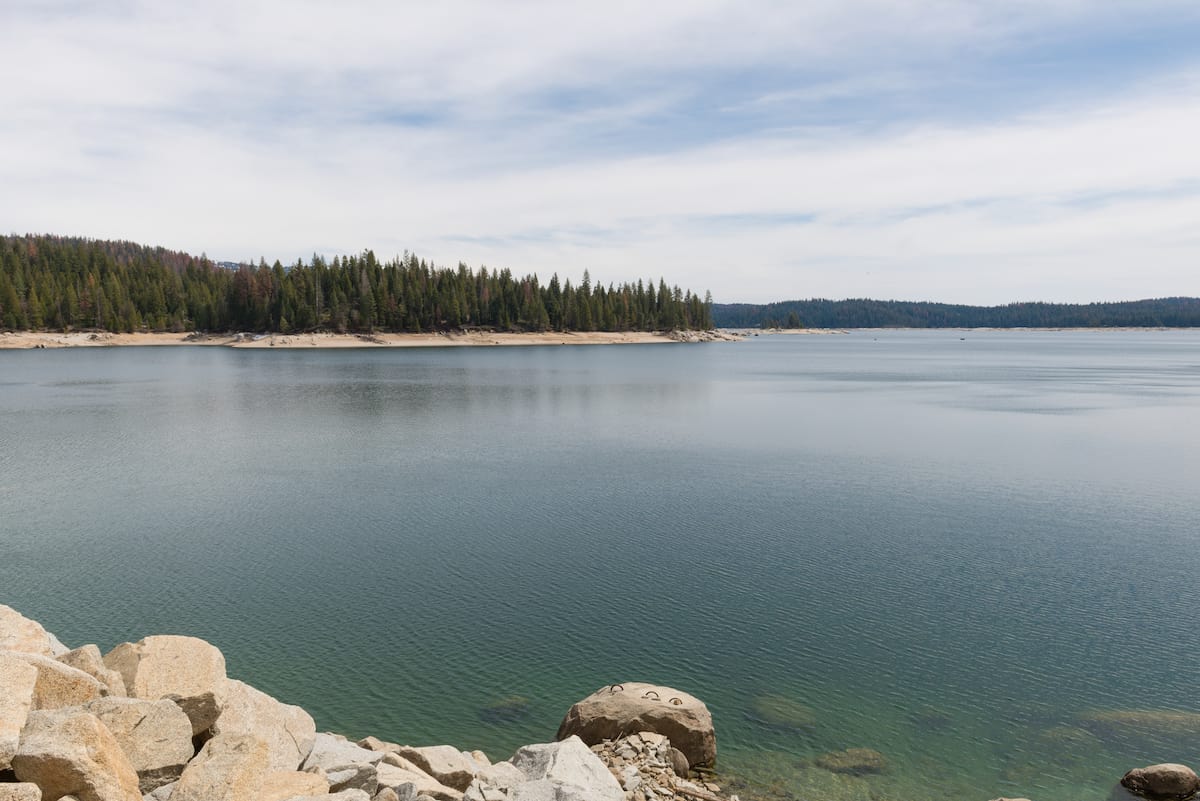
[0,329,743,350]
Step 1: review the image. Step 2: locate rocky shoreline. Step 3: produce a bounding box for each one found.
[0,605,741,801]
[5,604,1198,801]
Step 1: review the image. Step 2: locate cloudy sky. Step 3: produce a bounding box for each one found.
[4,1,1199,304]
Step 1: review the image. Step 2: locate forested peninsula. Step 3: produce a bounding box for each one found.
[715,297,1200,329]
[0,235,713,334]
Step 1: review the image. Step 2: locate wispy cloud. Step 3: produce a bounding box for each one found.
[2,1,1199,302]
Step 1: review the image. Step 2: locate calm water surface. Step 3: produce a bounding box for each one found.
[3,330,1199,801]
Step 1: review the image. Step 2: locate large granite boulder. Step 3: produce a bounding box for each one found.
[0,605,65,657]
[279,791,369,801]
[57,645,126,697]
[7,652,104,711]
[103,636,227,735]
[259,770,330,801]
[375,761,463,801]
[555,683,717,767]
[210,678,316,771]
[0,652,39,770]
[0,785,43,801]
[82,697,194,792]
[1121,763,1200,799]
[301,732,386,772]
[387,745,476,792]
[11,708,142,801]
[509,736,624,801]
[170,733,270,801]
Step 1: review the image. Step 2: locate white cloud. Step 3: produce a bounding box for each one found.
[2,1,1199,303]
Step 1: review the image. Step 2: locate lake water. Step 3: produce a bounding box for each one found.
[3,330,1199,801]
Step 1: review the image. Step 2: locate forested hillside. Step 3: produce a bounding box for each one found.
[714,297,1200,329]
[0,235,712,333]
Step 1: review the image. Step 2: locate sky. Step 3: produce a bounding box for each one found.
[3,1,1199,305]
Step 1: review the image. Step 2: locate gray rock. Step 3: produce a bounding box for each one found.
[669,746,690,777]
[1121,764,1200,799]
[389,745,476,792]
[509,737,623,801]
[328,763,379,796]
[555,683,717,768]
[302,732,386,772]
[83,697,195,792]
[144,781,176,801]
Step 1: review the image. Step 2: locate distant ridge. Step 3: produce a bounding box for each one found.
[713,297,1200,329]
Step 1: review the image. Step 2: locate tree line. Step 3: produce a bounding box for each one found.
[0,235,713,333]
[714,297,1200,329]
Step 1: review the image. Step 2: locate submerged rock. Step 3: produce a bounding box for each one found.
[479,695,531,724]
[746,693,818,732]
[556,682,717,768]
[1121,764,1200,800]
[815,748,887,775]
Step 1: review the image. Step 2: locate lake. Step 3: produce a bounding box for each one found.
[2,329,1199,801]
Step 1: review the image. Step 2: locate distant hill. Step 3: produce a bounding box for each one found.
[713,297,1200,329]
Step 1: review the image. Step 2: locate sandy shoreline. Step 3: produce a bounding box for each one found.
[0,330,742,349]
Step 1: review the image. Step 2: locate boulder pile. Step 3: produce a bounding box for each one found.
[0,605,740,801]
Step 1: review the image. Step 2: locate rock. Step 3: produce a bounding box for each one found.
[279,792,370,801]
[510,736,623,801]
[103,636,227,735]
[389,746,476,792]
[11,708,142,801]
[302,732,386,772]
[815,748,887,775]
[0,784,43,801]
[9,652,104,710]
[374,789,401,801]
[479,696,531,724]
[746,693,817,731]
[555,683,717,768]
[1121,764,1200,799]
[669,747,690,777]
[210,679,316,771]
[58,645,127,697]
[1079,710,1200,740]
[144,782,176,801]
[170,734,270,801]
[327,763,379,796]
[375,762,462,801]
[0,651,38,770]
[475,760,526,791]
[358,736,403,754]
[82,697,194,792]
[260,770,330,801]
[0,605,61,657]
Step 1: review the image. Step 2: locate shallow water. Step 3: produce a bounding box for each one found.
[3,329,1199,800]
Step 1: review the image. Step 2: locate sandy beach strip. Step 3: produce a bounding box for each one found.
[0,330,741,349]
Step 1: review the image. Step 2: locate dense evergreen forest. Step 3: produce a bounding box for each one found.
[0,235,712,333]
[714,297,1200,329]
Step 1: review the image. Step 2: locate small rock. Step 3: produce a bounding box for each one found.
[668,747,689,778]
[9,652,104,710]
[1121,764,1200,799]
[388,746,476,792]
[57,645,127,697]
[302,733,386,772]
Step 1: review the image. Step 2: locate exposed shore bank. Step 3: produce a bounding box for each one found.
[0,330,743,350]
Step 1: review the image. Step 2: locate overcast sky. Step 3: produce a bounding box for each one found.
[4,1,1199,304]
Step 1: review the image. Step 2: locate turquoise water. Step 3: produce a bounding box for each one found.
[3,330,1199,800]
